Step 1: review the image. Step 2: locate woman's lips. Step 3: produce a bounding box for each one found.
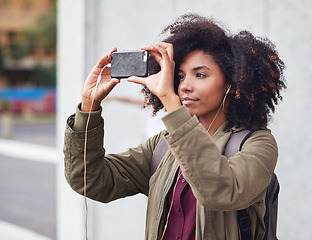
[181,97,198,105]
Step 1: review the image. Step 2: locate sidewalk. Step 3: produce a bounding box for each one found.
[0,221,53,240]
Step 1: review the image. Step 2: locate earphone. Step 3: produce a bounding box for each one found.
[222,84,231,110]
[225,84,231,95]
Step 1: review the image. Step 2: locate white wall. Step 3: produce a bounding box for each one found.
[57,0,312,239]
[56,0,86,239]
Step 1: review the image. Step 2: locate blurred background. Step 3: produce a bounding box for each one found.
[0,0,311,239]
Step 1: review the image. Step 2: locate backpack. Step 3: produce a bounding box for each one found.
[151,129,279,240]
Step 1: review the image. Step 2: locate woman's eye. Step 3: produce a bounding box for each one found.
[178,75,185,81]
[196,73,206,78]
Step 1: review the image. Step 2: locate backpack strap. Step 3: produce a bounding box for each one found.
[224,129,259,240]
[237,209,252,240]
[150,136,169,176]
[224,129,251,159]
[263,173,280,240]
[152,130,256,176]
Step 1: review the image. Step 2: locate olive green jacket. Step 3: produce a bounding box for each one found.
[63,105,278,240]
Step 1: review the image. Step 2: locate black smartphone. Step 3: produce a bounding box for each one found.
[110,50,149,78]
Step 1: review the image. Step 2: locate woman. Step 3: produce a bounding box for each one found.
[64,14,286,239]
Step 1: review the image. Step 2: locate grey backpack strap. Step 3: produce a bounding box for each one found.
[224,129,252,158]
[150,136,169,176]
[224,129,260,240]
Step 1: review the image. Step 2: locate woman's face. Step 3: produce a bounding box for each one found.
[178,50,229,124]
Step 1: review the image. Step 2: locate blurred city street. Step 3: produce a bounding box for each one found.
[0,118,56,240]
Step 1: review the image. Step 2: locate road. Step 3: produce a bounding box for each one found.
[0,119,56,239]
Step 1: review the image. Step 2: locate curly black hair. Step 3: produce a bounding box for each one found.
[142,13,286,130]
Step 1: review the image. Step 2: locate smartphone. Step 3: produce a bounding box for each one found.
[110,50,149,78]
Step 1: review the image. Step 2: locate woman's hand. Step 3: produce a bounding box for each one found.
[81,47,121,112]
[128,42,181,113]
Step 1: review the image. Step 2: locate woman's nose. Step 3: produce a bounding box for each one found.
[179,77,193,92]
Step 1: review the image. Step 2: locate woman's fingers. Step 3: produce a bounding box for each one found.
[152,42,173,63]
[141,45,162,63]
[108,47,117,58]
[86,47,117,86]
[99,78,121,96]
[163,42,174,60]
[127,76,146,86]
[82,47,121,108]
[92,47,117,75]
[141,42,174,66]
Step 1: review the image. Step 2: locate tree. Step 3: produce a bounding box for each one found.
[21,1,57,55]
[0,45,4,68]
[35,2,57,54]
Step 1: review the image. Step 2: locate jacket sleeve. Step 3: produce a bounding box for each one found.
[162,106,278,211]
[63,105,163,203]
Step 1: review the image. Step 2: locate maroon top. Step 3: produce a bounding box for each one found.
[162,168,196,240]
